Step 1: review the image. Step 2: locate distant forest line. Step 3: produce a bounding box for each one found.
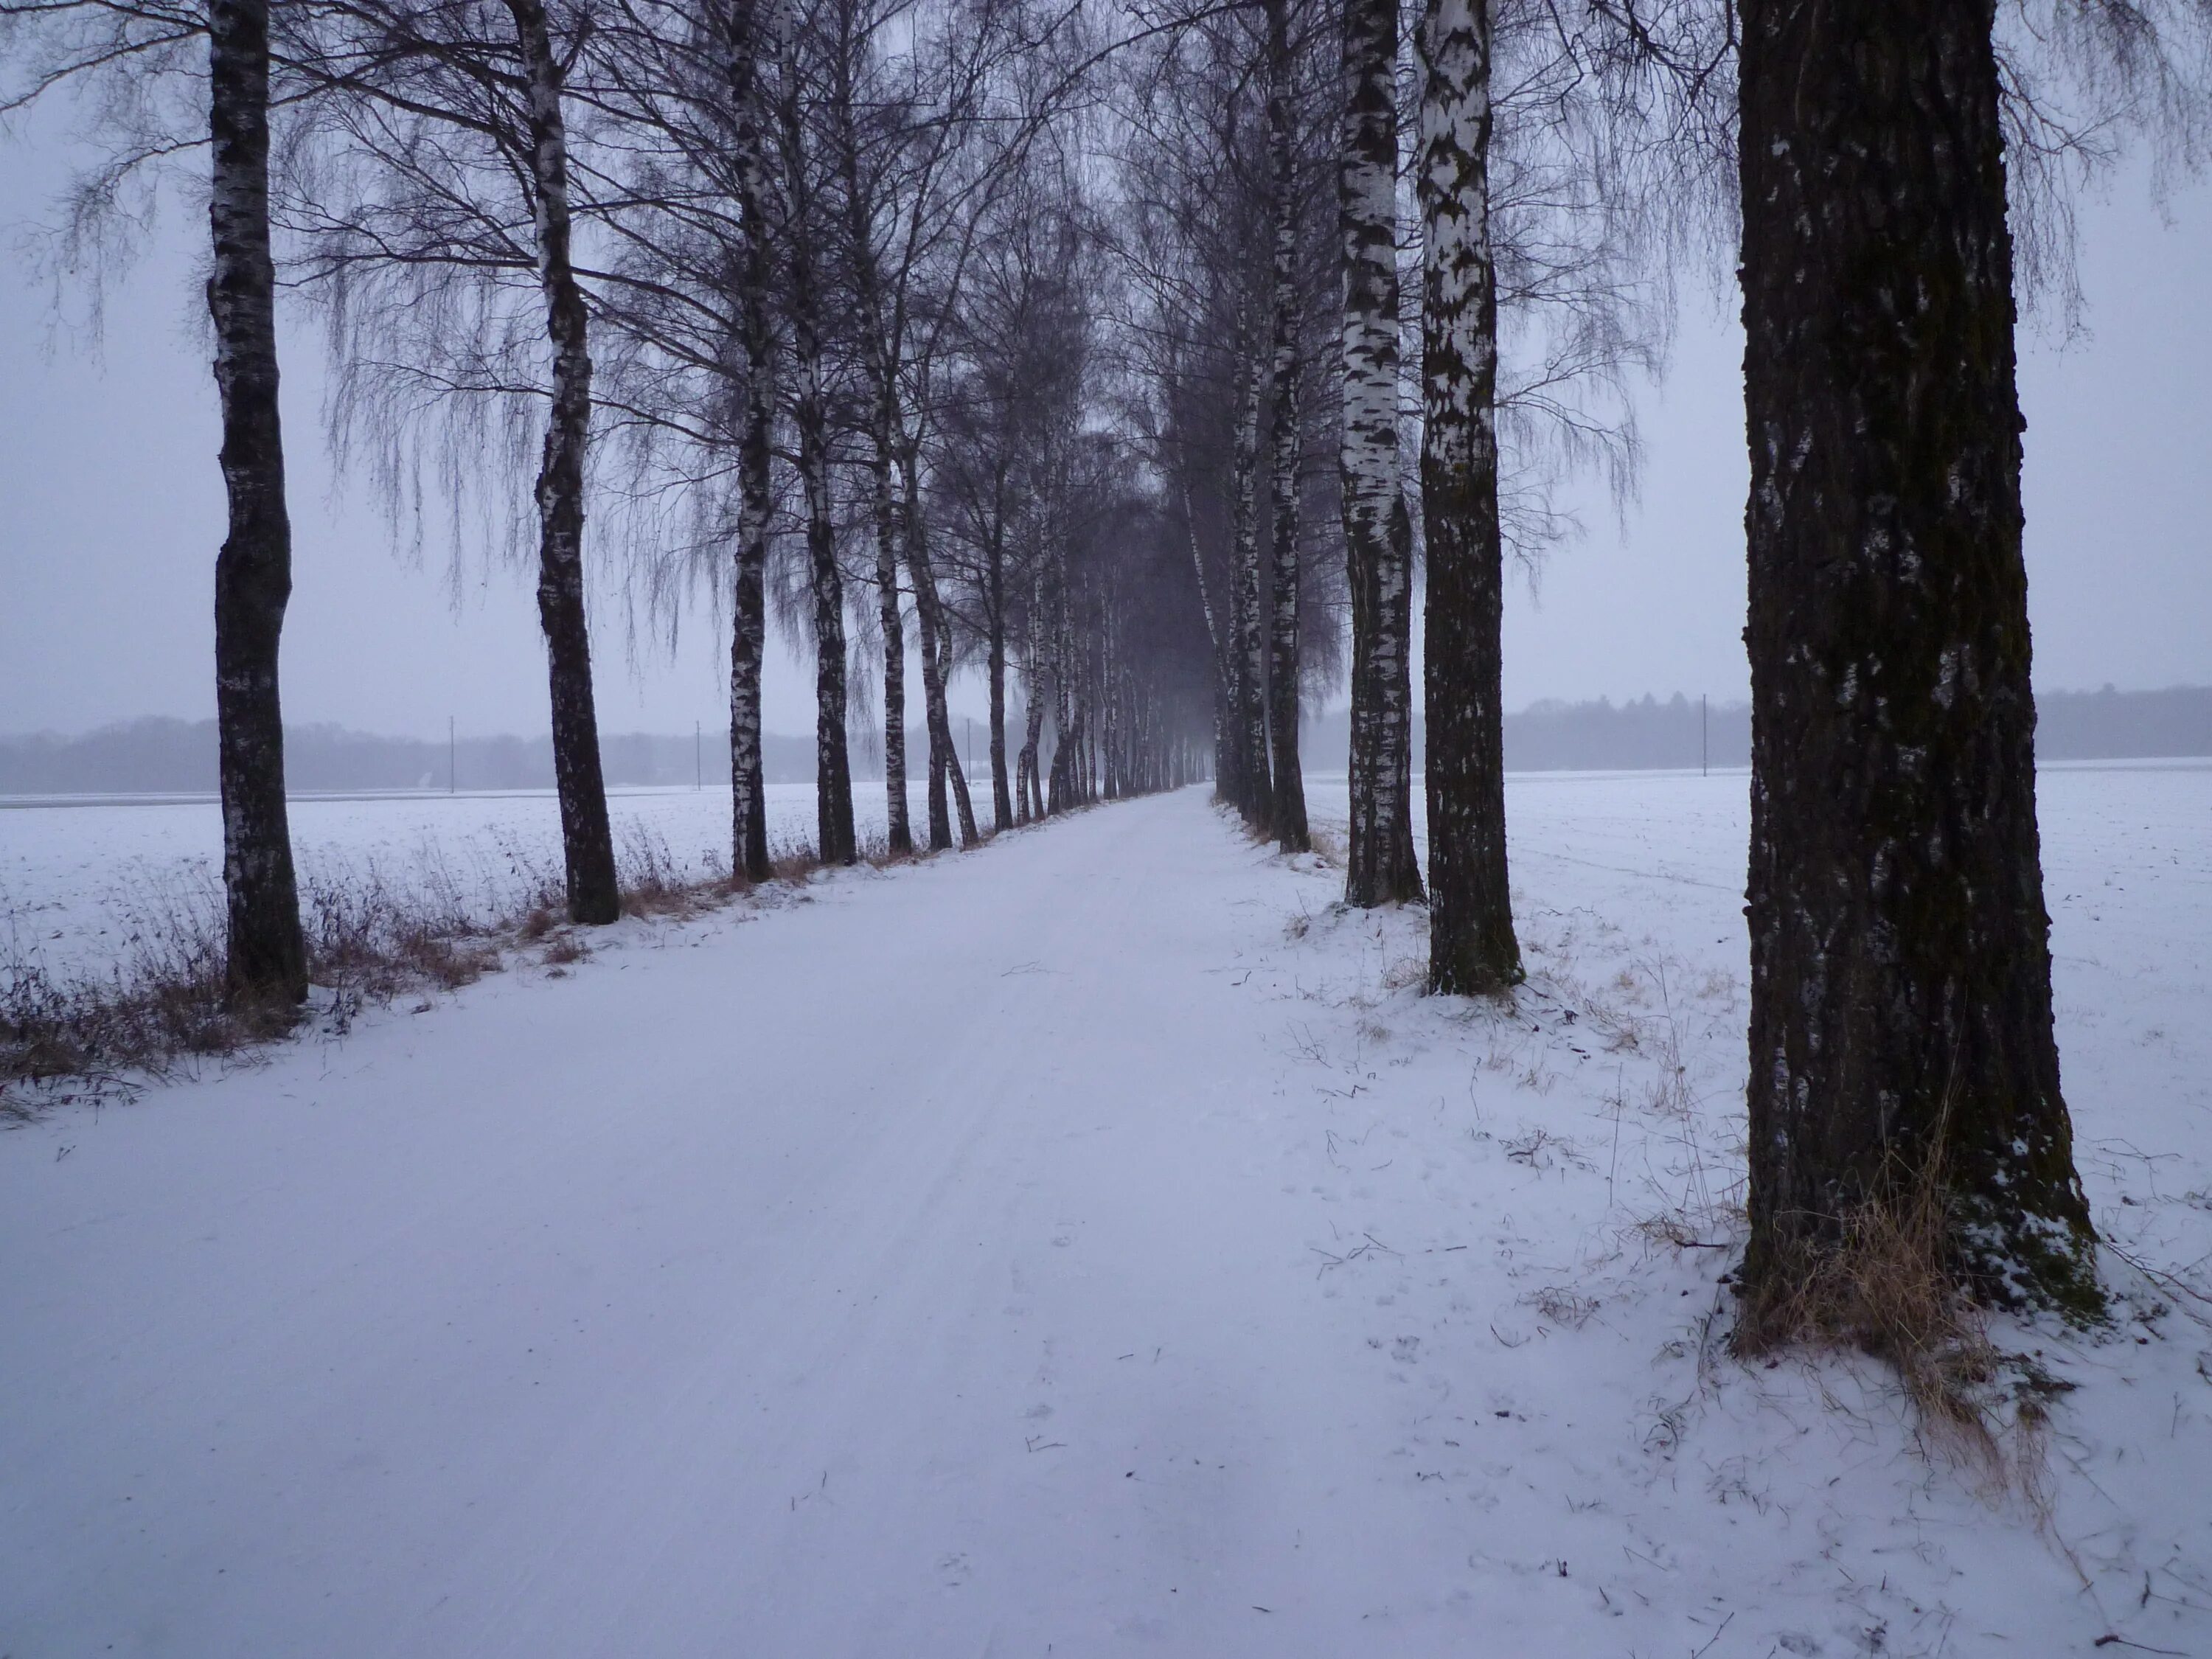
[6,686,2208,796]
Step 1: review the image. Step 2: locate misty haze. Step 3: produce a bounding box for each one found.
[3,1,2208,1656]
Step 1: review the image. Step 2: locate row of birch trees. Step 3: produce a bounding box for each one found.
[9,0,2212,1333]
[1,0,1220,988]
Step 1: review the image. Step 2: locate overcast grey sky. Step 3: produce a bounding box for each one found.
[3,136,2208,743]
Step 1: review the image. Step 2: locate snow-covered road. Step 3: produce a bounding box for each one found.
[4,782,2208,1657]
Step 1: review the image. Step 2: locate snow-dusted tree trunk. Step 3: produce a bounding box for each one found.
[872,432,912,855]
[509,0,620,924]
[987,520,1014,832]
[830,80,909,860]
[1230,310,1272,833]
[1417,0,1518,993]
[1736,0,2096,1315]
[1019,566,1046,821]
[938,584,978,841]
[776,54,856,868]
[901,447,978,848]
[207,0,306,1003]
[1264,0,1309,854]
[794,341,856,866]
[729,322,772,882]
[1047,557,1076,813]
[1338,0,1422,907]
[1179,477,1234,805]
[726,0,773,883]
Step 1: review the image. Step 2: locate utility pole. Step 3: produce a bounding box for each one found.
[450,715,456,794]
[1700,695,1708,777]
[695,720,701,790]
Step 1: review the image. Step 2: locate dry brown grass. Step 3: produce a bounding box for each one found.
[1726,1139,2064,1499]
[7,832,712,1114]
[1735,1178,1998,1439]
[3,813,1016,1116]
[539,933,591,967]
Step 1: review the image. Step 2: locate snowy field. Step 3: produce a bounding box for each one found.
[1,765,2208,1656]
[0,782,928,984]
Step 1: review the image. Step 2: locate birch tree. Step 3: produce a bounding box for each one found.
[1416,0,1517,992]
[726,0,776,880]
[1337,0,1421,905]
[279,0,624,922]
[1,0,310,1000]
[510,0,623,918]
[211,0,313,995]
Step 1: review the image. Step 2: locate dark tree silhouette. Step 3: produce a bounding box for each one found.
[1736,0,2098,1316]
[209,0,309,999]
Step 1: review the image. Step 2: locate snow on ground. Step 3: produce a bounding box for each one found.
[1,770,2208,1657]
[0,784,922,984]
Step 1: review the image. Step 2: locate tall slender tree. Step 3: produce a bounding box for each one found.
[3,0,316,1001]
[1417,0,1518,992]
[771,16,858,865]
[509,0,622,921]
[1338,0,1421,905]
[1735,0,2098,1317]
[271,0,626,922]
[724,0,776,881]
[1262,0,1309,852]
[209,0,309,999]
[1228,299,1272,832]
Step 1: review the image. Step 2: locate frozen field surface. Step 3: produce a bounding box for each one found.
[2,769,2208,1657]
[0,783,922,982]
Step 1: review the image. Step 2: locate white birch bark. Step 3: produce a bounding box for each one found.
[1265,0,1309,853]
[1418,0,1520,990]
[1338,0,1422,905]
[207,0,306,999]
[1230,304,1272,832]
[725,0,775,883]
[509,0,619,922]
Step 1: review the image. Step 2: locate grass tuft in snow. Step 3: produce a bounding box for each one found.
[5,830,748,1115]
[1728,1133,2042,1488]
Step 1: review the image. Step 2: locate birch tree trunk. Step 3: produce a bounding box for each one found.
[1417,0,1518,993]
[795,341,857,866]
[833,83,908,860]
[207,0,306,1004]
[1338,0,1423,906]
[1180,479,1234,807]
[1020,568,1046,821]
[1265,0,1309,854]
[778,63,856,867]
[872,427,913,855]
[1230,317,1273,834]
[730,310,772,882]
[936,598,978,841]
[1736,0,2098,1317]
[1048,560,1075,813]
[510,0,619,925]
[726,0,773,883]
[987,518,1014,832]
[901,445,978,847]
